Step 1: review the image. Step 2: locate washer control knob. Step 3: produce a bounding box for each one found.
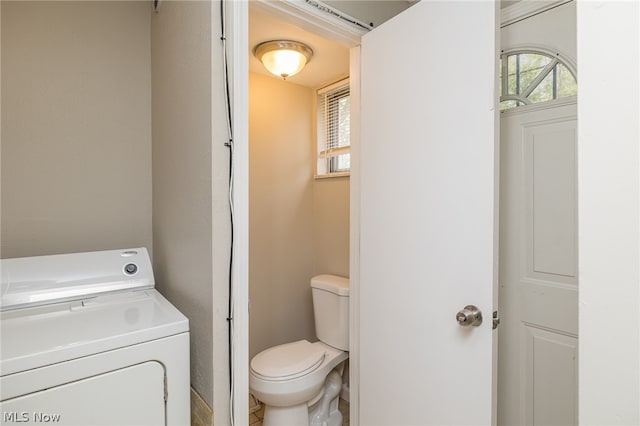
[124,263,138,276]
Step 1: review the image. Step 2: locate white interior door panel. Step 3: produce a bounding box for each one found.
[358,1,499,424]
[498,102,578,426]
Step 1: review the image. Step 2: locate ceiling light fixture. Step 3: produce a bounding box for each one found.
[254,40,314,80]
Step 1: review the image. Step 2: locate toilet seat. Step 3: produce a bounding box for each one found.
[250,340,325,381]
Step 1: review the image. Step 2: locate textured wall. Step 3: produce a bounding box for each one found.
[578,1,639,423]
[249,71,351,361]
[151,0,214,409]
[313,176,350,278]
[1,1,152,258]
[249,72,316,359]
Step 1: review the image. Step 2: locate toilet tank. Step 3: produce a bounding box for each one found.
[310,274,349,351]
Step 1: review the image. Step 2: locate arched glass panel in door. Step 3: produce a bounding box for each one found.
[500,50,577,111]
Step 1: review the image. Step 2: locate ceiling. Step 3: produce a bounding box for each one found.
[249,6,350,88]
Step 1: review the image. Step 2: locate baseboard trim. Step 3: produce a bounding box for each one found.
[191,387,213,426]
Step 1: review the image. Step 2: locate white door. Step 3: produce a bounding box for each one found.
[497,3,578,424]
[358,1,499,424]
[498,102,578,426]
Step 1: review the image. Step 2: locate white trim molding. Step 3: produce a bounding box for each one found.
[500,96,577,117]
[231,1,250,425]
[501,0,573,28]
[234,2,364,426]
[348,45,361,426]
[251,0,368,47]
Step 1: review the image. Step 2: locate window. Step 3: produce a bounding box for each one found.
[500,50,577,111]
[316,78,350,177]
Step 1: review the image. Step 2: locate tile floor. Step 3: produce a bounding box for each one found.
[249,395,349,426]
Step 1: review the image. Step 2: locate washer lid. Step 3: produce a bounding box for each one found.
[0,248,154,311]
[0,289,188,376]
[251,340,325,381]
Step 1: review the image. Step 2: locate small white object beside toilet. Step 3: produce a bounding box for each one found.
[250,274,349,426]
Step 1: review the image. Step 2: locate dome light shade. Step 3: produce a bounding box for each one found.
[254,40,313,80]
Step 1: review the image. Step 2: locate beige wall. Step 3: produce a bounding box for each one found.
[249,72,350,360]
[1,0,227,418]
[249,72,316,359]
[1,1,350,419]
[151,0,223,414]
[0,1,152,258]
[313,177,350,277]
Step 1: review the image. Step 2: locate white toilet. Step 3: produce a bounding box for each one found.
[250,274,349,426]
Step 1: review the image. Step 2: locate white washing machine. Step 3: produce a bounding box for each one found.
[0,248,190,426]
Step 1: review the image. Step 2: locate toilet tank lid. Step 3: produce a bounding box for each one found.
[310,274,349,296]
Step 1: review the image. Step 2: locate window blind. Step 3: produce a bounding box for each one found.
[317,79,350,175]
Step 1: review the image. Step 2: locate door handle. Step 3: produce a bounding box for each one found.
[456,305,483,327]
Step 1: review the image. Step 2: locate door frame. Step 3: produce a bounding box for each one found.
[229,3,540,423]
[229,1,550,424]
[228,2,363,424]
[228,2,249,425]
[228,1,640,425]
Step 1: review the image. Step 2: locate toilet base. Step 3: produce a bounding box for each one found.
[262,403,309,426]
[262,403,343,426]
[310,401,342,426]
[309,370,343,426]
[261,370,344,426]
[322,409,343,426]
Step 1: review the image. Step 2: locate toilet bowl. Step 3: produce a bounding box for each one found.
[250,340,347,425]
[250,274,349,426]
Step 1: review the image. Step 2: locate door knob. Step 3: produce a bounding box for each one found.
[456,305,483,327]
